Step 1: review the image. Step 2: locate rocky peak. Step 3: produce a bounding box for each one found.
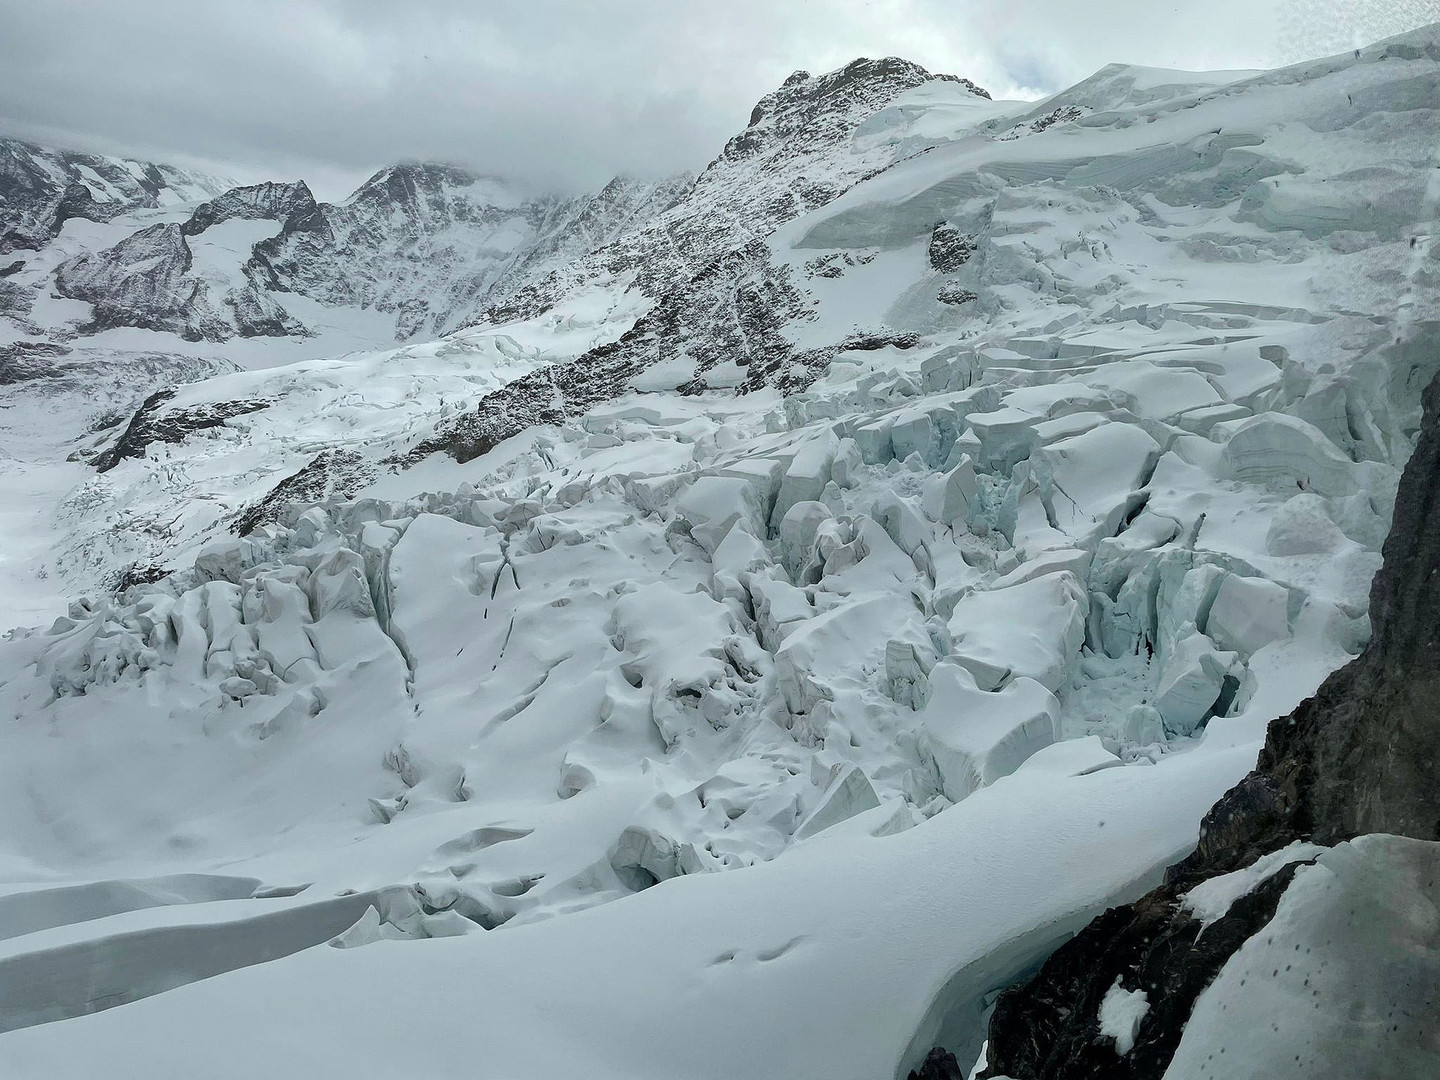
[182,180,319,236]
[723,57,986,165]
[343,161,535,224]
[350,160,468,200]
[475,57,989,332]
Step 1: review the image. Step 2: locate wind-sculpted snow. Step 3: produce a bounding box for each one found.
[0,24,1436,1079]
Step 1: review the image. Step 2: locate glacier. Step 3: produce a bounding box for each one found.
[0,23,1437,1080]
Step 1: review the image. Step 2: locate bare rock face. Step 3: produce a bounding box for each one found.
[93,388,271,472]
[971,367,1440,1080]
[55,223,232,341]
[181,180,320,236]
[928,221,975,273]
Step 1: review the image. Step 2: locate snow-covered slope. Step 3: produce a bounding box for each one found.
[0,25,1437,1080]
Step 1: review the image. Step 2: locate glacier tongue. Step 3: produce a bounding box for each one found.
[0,21,1438,1080]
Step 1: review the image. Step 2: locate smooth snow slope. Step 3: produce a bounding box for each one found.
[0,24,1437,1080]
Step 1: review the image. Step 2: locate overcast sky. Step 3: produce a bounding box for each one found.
[2,0,1435,199]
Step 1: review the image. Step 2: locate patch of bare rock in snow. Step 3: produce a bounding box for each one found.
[0,22,1437,1080]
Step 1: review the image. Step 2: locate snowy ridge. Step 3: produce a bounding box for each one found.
[0,24,1437,1080]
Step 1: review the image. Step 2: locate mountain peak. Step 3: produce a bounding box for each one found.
[746,56,988,129]
[734,57,988,162]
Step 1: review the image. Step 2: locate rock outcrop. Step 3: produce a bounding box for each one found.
[93,388,271,471]
[55,222,228,340]
[181,180,321,236]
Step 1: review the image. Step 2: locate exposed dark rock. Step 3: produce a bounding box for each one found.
[234,449,373,536]
[730,58,985,164]
[116,563,170,591]
[94,389,270,472]
[966,368,1440,1079]
[51,181,129,233]
[53,219,310,341]
[182,180,319,236]
[907,1047,967,1080]
[929,222,976,273]
[414,237,812,462]
[937,286,979,306]
[1027,105,1086,135]
[981,863,1306,1079]
[55,223,229,341]
[225,285,308,338]
[0,260,24,277]
[412,229,922,466]
[0,340,70,385]
[0,277,35,323]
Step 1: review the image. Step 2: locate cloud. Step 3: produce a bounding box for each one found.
[1,0,1435,200]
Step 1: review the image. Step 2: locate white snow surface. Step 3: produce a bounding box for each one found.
[1180,839,1328,927]
[0,24,1437,1079]
[1098,978,1151,1056]
[1166,835,1440,1080]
